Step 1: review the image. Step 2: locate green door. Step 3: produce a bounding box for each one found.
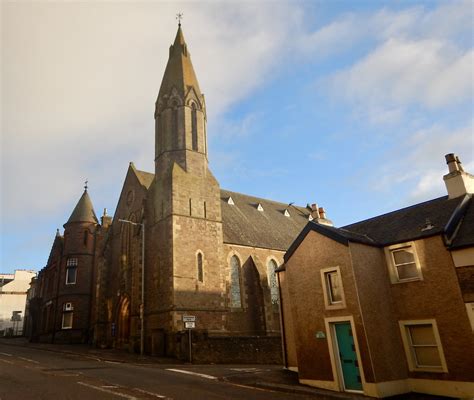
[334,322,362,391]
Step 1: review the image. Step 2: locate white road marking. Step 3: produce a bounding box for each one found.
[18,356,40,364]
[165,368,217,380]
[230,368,259,372]
[105,360,120,364]
[0,352,12,357]
[77,382,137,399]
[102,385,119,388]
[0,358,13,364]
[133,387,169,399]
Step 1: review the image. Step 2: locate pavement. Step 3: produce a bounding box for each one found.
[1,337,452,400]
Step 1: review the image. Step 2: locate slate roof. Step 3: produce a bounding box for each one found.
[132,168,311,251]
[135,169,154,189]
[220,189,310,250]
[66,190,98,224]
[342,195,465,246]
[285,194,473,262]
[450,196,474,249]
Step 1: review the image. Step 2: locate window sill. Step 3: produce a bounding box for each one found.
[324,303,346,310]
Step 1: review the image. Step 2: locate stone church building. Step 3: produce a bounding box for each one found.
[30,25,330,360]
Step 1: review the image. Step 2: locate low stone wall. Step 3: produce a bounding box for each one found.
[175,331,282,364]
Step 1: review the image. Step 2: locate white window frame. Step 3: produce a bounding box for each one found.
[385,242,423,284]
[321,266,346,310]
[398,319,448,373]
[61,311,73,329]
[465,303,474,332]
[65,266,77,285]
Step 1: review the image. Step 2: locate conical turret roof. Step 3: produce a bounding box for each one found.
[157,25,202,100]
[66,189,98,224]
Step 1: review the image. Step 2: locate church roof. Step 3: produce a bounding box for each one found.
[157,25,202,101]
[132,168,310,251]
[220,189,310,251]
[66,190,98,224]
[134,169,155,189]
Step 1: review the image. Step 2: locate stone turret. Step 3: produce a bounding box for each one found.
[154,25,207,177]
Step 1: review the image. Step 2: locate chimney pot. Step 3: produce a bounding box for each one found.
[310,203,320,219]
[318,207,327,219]
[445,153,461,173]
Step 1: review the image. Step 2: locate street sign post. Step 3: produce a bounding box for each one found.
[182,315,196,362]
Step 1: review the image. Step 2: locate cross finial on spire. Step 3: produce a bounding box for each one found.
[84,179,88,191]
[176,12,183,26]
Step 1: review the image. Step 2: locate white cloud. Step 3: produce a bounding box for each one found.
[370,123,474,202]
[1,2,303,224]
[330,38,473,112]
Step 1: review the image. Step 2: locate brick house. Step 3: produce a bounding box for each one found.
[30,188,111,343]
[278,154,474,398]
[31,25,326,360]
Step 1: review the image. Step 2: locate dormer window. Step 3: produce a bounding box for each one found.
[257,203,264,212]
[227,197,234,205]
[308,214,314,221]
[284,209,290,217]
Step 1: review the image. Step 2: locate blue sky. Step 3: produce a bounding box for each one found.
[1,1,473,273]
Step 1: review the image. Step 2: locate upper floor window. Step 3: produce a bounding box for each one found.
[62,302,74,329]
[197,252,203,283]
[385,242,422,283]
[191,103,198,151]
[83,230,89,246]
[66,258,77,285]
[267,259,279,305]
[230,255,242,308]
[399,320,447,372]
[321,266,345,310]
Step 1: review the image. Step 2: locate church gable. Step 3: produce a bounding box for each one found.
[110,163,149,235]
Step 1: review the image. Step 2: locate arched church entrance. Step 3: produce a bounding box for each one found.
[243,257,266,334]
[116,296,130,349]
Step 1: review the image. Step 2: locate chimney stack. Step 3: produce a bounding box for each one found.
[101,208,113,228]
[318,207,327,219]
[443,153,473,199]
[311,204,320,219]
[309,203,333,226]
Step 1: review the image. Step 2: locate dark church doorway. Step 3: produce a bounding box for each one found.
[243,257,266,334]
[116,296,130,349]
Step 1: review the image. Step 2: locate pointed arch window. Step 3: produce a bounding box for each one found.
[267,259,279,305]
[230,255,242,308]
[197,252,203,283]
[172,103,179,148]
[191,103,198,151]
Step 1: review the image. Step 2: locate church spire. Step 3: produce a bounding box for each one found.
[156,24,203,104]
[154,24,208,176]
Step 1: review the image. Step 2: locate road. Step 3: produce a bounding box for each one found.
[0,342,313,400]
